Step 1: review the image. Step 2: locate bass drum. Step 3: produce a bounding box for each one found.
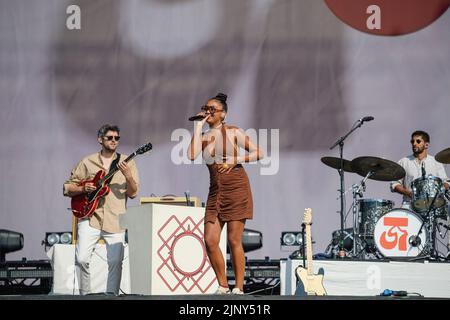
[374,208,429,258]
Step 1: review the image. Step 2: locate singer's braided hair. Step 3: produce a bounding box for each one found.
[411,130,430,143]
[211,92,228,112]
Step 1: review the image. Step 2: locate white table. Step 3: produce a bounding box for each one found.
[47,244,130,295]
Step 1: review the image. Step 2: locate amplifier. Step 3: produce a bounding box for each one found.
[140,196,202,207]
[0,260,53,295]
[226,259,280,279]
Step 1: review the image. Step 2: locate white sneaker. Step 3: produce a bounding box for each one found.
[215,286,231,294]
[231,288,244,295]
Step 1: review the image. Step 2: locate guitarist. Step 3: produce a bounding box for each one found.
[63,124,139,295]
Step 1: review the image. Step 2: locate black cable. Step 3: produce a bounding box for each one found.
[408,292,424,297]
[245,281,280,295]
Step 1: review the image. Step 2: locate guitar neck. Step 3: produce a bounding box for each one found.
[100,153,136,184]
[305,224,313,276]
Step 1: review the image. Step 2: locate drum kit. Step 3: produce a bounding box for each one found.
[322,148,450,261]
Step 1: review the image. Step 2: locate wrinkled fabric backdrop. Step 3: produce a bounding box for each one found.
[1,0,449,261]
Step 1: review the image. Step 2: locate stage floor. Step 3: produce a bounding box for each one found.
[0,294,446,300]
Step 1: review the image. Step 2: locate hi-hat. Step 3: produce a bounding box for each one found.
[321,157,354,173]
[350,156,405,181]
[436,147,450,164]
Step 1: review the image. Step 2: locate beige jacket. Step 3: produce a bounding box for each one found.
[64,152,139,233]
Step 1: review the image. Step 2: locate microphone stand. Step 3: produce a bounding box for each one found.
[184,191,192,207]
[330,119,368,256]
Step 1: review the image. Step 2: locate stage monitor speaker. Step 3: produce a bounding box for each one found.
[226,228,263,253]
[140,196,202,207]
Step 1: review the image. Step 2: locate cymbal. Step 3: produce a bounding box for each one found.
[350,156,406,181]
[321,157,354,173]
[436,147,450,164]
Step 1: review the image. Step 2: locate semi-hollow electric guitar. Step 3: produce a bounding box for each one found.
[295,208,327,296]
[71,142,152,219]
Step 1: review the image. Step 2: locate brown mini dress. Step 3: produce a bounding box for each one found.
[204,125,253,224]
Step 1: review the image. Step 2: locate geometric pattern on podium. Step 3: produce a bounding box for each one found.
[157,215,215,293]
[121,204,227,294]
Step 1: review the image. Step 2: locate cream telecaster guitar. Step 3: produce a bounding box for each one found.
[295,208,327,296]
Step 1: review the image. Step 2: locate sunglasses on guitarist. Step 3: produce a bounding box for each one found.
[103,136,120,141]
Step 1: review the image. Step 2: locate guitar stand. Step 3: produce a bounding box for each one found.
[301,223,306,268]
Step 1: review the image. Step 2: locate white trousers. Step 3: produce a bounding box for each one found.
[75,220,125,295]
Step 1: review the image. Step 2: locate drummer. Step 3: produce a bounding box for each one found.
[390,130,449,208]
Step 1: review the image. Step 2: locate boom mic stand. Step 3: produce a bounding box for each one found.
[330,119,371,256]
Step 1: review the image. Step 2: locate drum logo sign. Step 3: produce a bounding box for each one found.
[379,217,408,251]
[374,209,425,257]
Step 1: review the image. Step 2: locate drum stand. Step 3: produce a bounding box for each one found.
[325,170,376,259]
[348,171,374,259]
[409,192,447,261]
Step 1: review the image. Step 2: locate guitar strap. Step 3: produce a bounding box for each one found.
[104,153,121,185]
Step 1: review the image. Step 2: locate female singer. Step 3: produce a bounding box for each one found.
[188,93,263,294]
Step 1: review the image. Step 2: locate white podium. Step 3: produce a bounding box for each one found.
[120,204,227,295]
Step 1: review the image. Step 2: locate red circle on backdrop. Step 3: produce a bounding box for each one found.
[324,0,450,36]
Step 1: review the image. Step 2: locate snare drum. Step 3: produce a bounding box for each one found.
[374,208,428,258]
[358,199,395,237]
[411,175,446,213]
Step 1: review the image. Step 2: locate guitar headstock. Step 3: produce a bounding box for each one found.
[303,208,312,225]
[136,142,153,155]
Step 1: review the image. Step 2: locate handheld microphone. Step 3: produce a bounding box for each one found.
[188,115,206,121]
[421,162,426,178]
[360,116,374,122]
